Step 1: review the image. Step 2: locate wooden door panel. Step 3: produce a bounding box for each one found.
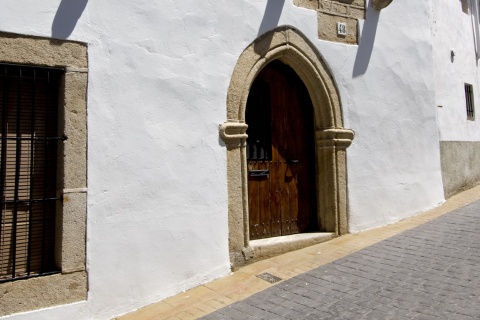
[247,61,317,240]
[269,65,289,236]
[248,160,272,240]
[258,160,271,238]
[284,76,301,235]
[248,160,261,239]
[268,160,281,237]
[288,165,299,234]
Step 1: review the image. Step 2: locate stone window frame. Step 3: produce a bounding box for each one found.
[220,27,354,268]
[0,32,88,317]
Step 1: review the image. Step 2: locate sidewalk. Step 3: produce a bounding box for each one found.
[117,185,480,320]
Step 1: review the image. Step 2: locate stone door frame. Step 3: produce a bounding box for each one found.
[219,26,354,268]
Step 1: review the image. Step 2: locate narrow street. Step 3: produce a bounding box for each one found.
[120,186,480,320]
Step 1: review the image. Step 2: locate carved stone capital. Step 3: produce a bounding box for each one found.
[372,0,393,10]
[219,121,248,147]
[316,128,355,148]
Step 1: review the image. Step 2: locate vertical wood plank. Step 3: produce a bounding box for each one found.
[258,160,271,238]
[248,160,261,239]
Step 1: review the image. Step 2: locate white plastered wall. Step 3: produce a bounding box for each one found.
[344,0,445,231]
[433,0,480,140]
[0,0,445,319]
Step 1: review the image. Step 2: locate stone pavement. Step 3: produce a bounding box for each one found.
[118,185,480,320]
[201,201,480,319]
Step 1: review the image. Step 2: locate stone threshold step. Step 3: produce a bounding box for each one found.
[249,232,335,261]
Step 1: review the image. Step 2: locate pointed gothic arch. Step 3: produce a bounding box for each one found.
[220,26,354,267]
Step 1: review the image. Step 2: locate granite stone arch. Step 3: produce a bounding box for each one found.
[220,26,354,268]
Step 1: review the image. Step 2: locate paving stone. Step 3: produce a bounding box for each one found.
[197,313,227,320]
[214,306,247,319]
[300,312,335,320]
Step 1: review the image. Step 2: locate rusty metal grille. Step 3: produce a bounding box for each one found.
[256,272,282,284]
[0,64,63,282]
[465,83,475,120]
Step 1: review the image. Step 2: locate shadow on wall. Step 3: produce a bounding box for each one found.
[255,0,285,55]
[352,2,380,78]
[52,0,88,39]
[461,0,469,14]
[258,0,285,36]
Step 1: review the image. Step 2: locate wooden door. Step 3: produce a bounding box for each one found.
[247,61,317,240]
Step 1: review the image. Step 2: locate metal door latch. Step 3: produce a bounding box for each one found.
[249,169,269,177]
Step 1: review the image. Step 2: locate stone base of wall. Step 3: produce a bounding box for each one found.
[0,271,87,317]
[440,141,480,198]
[294,0,365,44]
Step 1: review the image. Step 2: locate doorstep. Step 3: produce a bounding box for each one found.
[249,232,335,262]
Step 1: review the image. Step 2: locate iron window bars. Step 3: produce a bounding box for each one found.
[0,63,64,282]
[246,80,272,161]
[465,83,475,120]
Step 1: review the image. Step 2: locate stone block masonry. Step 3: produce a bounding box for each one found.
[294,0,365,44]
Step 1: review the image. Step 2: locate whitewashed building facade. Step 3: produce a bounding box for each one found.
[0,0,479,319]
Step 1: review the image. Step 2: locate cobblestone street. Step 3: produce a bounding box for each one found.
[201,201,480,320]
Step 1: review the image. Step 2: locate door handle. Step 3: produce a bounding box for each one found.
[287,159,299,164]
[249,169,269,177]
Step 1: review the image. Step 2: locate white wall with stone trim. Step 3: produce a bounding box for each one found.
[0,0,448,319]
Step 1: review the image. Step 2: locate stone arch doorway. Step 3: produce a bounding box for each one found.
[220,26,354,267]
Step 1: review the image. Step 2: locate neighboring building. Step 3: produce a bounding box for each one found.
[0,0,478,319]
[433,0,480,198]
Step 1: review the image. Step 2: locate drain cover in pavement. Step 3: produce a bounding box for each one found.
[256,272,282,284]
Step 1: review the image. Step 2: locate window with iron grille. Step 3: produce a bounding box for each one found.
[0,64,64,282]
[465,83,475,120]
[0,33,87,316]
